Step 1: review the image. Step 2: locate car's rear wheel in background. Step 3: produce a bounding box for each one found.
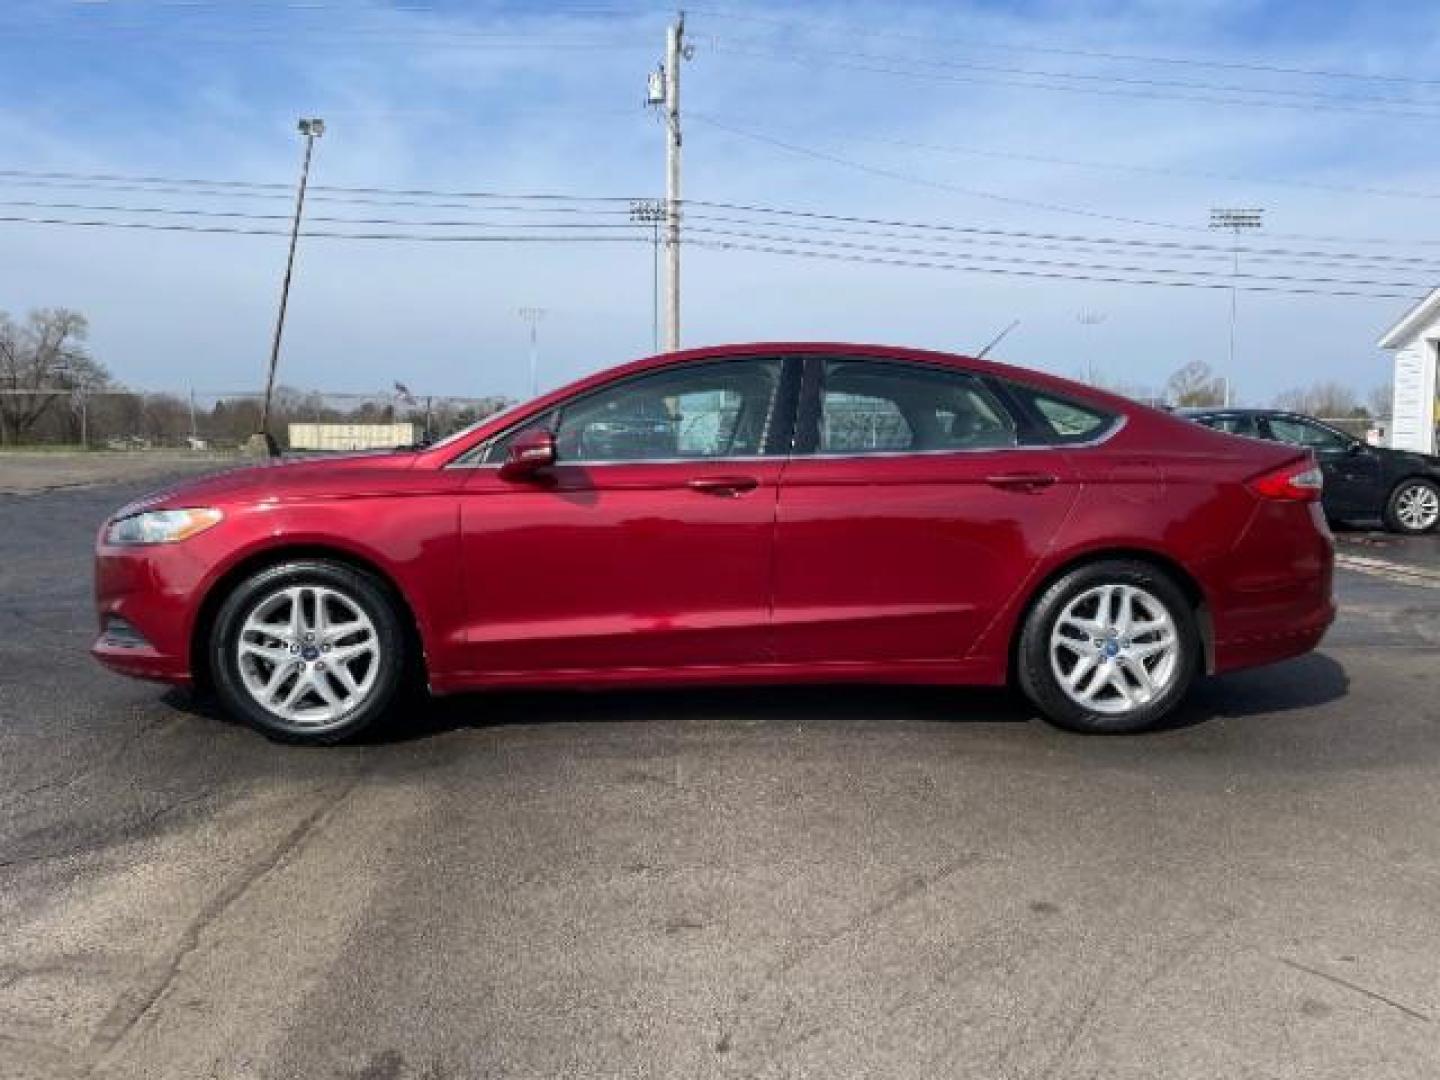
[1384,478,1440,535]
[1017,559,1201,734]
[211,560,406,744]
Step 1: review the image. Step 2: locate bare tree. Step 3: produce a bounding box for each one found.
[1367,382,1393,418]
[1164,361,1226,407]
[1273,381,1360,418]
[0,309,110,444]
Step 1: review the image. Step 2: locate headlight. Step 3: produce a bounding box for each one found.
[105,508,223,546]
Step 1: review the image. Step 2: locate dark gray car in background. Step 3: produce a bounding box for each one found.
[1181,408,1440,534]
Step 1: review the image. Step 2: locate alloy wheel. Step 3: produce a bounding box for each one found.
[236,585,381,731]
[1049,583,1180,716]
[1395,483,1440,532]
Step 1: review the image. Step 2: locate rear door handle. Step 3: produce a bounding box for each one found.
[985,472,1058,491]
[687,475,760,497]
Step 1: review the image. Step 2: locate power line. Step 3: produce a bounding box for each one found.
[767,130,1440,204]
[12,163,1440,262]
[0,198,645,229]
[708,40,1440,122]
[0,167,650,202]
[685,121,1440,249]
[12,186,1440,271]
[7,160,1440,248]
[691,113,1197,232]
[0,209,1422,298]
[686,6,1440,89]
[8,193,1440,276]
[683,225,1433,291]
[688,236,1422,301]
[680,211,1440,275]
[0,215,651,243]
[711,37,1440,112]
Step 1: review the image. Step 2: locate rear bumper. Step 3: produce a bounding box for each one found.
[1213,600,1335,673]
[1208,501,1336,674]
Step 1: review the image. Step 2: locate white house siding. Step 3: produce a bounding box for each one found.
[1390,336,1437,454]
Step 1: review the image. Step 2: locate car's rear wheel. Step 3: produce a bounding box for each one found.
[211,560,405,744]
[1384,479,1440,535]
[1017,560,1200,734]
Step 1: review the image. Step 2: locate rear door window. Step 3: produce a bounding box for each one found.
[1198,414,1256,437]
[812,359,1019,455]
[1263,416,1352,454]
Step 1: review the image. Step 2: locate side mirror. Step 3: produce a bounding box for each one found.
[499,428,556,480]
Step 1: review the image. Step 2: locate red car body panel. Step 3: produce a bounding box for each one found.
[92,342,1335,697]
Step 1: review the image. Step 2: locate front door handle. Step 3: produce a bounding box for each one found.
[687,475,760,497]
[985,472,1058,492]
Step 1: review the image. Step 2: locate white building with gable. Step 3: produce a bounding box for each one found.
[1378,288,1440,454]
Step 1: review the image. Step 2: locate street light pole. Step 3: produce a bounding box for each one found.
[1076,309,1107,385]
[517,307,547,398]
[257,117,325,453]
[1209,207,1263,403]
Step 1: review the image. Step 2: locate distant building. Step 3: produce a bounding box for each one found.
[288,422,416,452]
[1378,289,1440,453]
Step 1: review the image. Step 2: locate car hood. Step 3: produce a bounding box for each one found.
[110,451,421,518]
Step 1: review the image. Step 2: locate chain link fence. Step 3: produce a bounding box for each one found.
[0,387,511,451]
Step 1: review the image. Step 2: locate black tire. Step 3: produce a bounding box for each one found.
[1383,478,1440,535]
[1016,559,1201,734]
[210,560,406,744]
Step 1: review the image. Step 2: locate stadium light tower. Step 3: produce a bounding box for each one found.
[256,117,325,455]
[1209,207,1264,405]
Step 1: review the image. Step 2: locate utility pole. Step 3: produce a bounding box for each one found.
[517,307,547,398]
[629,199,665,352]
[648,13,688,352]
[1208,207,1263,400]
[256,117,325,454]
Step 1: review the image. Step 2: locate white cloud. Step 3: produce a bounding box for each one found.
[0,0,1435,403]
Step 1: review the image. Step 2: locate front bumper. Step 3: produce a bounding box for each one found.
[91,538,209,685]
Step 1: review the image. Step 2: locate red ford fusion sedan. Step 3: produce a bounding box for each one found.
[93,343,1335,743]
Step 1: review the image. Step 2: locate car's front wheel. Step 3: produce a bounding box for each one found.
[1017,560,1200,734]
[1384,478,1440,535]
[210,560,406,743]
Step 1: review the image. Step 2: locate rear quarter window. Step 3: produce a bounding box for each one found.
[1002,383,1120,445]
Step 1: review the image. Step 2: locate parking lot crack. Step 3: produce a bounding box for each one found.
[82,772,367,1072]
[1279,957,1432,1024]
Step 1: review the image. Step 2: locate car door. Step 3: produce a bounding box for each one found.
[454,356,796,674]
[1261,414,1382,513]
[771,356,1080,664]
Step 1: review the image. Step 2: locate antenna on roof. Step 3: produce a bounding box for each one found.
[975,320,1020,360]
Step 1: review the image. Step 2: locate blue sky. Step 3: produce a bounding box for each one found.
[4,0,1440,404]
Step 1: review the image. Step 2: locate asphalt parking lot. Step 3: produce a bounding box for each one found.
[3,471,1439,1079]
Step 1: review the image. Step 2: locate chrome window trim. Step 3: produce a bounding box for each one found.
[449,413,1125,471]
[455,453,780,471]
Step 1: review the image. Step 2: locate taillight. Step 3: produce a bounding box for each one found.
[1249,461,1325,502]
